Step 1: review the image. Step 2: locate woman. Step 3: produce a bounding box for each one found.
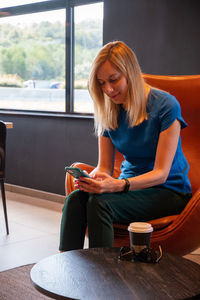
[59,41,191,251]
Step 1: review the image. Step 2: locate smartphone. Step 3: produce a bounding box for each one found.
[65,167,91,179]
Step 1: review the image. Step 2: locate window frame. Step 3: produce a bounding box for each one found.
[0,0,103,117]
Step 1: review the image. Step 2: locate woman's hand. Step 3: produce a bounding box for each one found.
[74,172,125,194]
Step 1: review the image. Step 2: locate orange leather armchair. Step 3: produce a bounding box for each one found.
[66,74,200,256]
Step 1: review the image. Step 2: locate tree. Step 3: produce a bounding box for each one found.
[0,18,102,83]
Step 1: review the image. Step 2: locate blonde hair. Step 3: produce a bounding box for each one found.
[88,41,149,136]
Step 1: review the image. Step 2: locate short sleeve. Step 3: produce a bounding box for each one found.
[159,94,188,132]
[102,130,110,137]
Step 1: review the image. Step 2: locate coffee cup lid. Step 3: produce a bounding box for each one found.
[128,222,153,233]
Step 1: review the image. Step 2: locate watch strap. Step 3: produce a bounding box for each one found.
[122,178,130,193]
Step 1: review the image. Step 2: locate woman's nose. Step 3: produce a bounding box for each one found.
[104,83,114,94]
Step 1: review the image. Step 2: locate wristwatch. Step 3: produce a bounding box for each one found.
[122,178,130,193]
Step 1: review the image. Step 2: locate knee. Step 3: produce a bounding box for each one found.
[87,194,101,210]
[63,189,78,207]
[63,190,88,212]
[87,194,111,220]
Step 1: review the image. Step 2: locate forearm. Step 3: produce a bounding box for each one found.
[96,135,115,176]
[128,169,167,191]
[92,166,113,176]
[78,168,168,194]
[110,169,167,193]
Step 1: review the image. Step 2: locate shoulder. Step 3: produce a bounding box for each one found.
[148,88,180,112]
[148,88,187,131]
[147,88,181,121]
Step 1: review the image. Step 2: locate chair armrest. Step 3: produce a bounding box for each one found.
[148,215,178,231]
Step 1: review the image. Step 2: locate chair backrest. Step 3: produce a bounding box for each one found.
[113,74,200,194]
[0,121,7,178]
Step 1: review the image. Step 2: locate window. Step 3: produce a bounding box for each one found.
[74,3,103,113]
[0,1,103,114]
[0,9,65,112]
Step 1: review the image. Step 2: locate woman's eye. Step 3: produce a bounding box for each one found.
[110,77,119,83]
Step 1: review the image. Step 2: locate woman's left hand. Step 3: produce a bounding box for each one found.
[74,172,124,194]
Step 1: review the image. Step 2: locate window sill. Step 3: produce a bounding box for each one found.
[0,109,94,119]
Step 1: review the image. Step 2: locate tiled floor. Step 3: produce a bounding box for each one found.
[0,190,88,272]
[0,190,199,272]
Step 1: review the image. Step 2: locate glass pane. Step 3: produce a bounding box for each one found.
[0,1,50,8]
[0,9,65,112]
[74,2,103,113]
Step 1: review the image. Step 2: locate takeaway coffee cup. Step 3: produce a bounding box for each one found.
[128,222,153,254]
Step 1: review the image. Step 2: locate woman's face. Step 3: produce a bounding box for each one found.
[96,60,128,106]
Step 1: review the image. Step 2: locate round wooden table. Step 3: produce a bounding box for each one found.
[30,247,200,300]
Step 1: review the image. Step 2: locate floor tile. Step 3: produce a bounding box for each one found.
[0,191,88,272]
[0,221,46,246]
[0,234,60,271]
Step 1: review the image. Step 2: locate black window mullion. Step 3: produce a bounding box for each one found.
[65,6,74,113]
[70,7,75,112]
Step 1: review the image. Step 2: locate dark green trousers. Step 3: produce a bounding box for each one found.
[59,188,191,251]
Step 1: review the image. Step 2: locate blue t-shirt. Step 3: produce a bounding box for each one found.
[103,89,191,194]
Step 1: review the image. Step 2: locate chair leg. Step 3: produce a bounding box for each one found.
[1,181,9,235]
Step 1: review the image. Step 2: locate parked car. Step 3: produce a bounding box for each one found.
[23,80,35,88]
[50,82,60,89]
